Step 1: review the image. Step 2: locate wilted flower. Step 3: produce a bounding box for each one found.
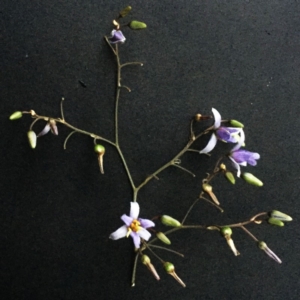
[38,119,58,137]
[109,202,154,248]
[258,241,282,264]
[200,108,244,154]
[108,29,126,44]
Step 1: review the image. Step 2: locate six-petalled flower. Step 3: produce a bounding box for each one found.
[109,202,154,248]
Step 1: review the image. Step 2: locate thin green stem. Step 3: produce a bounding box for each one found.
[63,131,77,149]
[131,252,140,287]
[172,163,196,177]
[240,225,259,242]
[148,244,184,257]
[121,62,143,68]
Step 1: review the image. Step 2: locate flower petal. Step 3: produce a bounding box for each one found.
[130,232,141,248]
[212,108,221,129]
[229,156,241,177]
[109,225,128,240]
[231,129,245,152]
[199,133,217,154]
[138,228,151,241]
[139,218,155,228]
[108,29,126,44]
[130,202,140,219]
[37,123,51,137]
[121,214,133,226]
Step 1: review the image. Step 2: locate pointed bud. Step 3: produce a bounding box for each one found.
[9,111,23,120]
[225,171,235,184]
[119,6,132,18]
[94,144,105,174]
[270,210,292,222]
[202,183,220,205]
[129,20,147,30]
[242,173,263,187]
[141,255,160,280]
[27,131,37,149]
[268,218,284,227]
[229,119,244,128]
[160,215,181,227]
[156,232,171,245]
[163,262,186,287]
[258,241,282,264]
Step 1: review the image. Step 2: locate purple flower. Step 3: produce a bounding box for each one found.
[229,149,260,177]
[108,29,126,44]
[109,202,155,249]
[200,108,244,154]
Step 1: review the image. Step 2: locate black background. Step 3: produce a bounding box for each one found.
[1,1,300,299]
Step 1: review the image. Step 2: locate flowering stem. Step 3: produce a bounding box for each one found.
[131,252,140,287]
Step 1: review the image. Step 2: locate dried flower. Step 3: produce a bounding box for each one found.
[141,255,160,280]
[37,119,58,137]
[163,262,186,287]
[258,241,282,264]
[109,202,154,248]
[221,227,240,256]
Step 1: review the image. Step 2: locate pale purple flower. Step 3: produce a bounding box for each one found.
[109,202,155,248]
[200,108,244,154]
[229,149,260,177]
[108,29,126,44]
[38,120,58,137]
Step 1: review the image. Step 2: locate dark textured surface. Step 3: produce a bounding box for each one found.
[1,1,300,299]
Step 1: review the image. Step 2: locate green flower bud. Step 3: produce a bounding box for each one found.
[229,119,244,128]
[94,144,105,154]
[160,215,181,227]
[163,262,175,274]
[270,210,293,222]
[268,218,284,227]
[242,172,263,187]
[141,254,151,265]
[225,171,235,184]
[119,6,132,17]
[9,111,23,120]
[27,131,37,149]
[156,232,171,245]
[221,227,232,237]
[129,20,147,30]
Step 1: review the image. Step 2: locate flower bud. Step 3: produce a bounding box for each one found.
[119,6,132,17]
[129,20,147,30]
[156,232,171,245]
[268,218,284,227]
[230,119,244,128]
[27,131,37,149]
[220,163,226,171]
[242,172,263,187]
[160,215,181,227]
[9,111,23,120]
[225,171,235,184]
[270,210,292,222]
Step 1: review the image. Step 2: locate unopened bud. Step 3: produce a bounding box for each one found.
[230,119,244,128]
[268,218,284,227]
[160,215,181,227]
[242,173,263,187]
[225,171,235,184]
[129,20,147,30]
[119,6,132,17]
[27,131,37,149]
[270,210,292,222]
[156,232,171,245]
[9,111,23,120]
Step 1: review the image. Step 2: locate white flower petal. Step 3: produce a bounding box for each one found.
[130,202,140,219]
[231,129,245,152]
[229,156,241,177]
[138,228,151,241]
[199,133,217,154]
[109,225,128,240]
[212,108,221,129]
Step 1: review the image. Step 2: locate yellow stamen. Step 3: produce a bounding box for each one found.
[126,228,132,238]
[129,219,142,232]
